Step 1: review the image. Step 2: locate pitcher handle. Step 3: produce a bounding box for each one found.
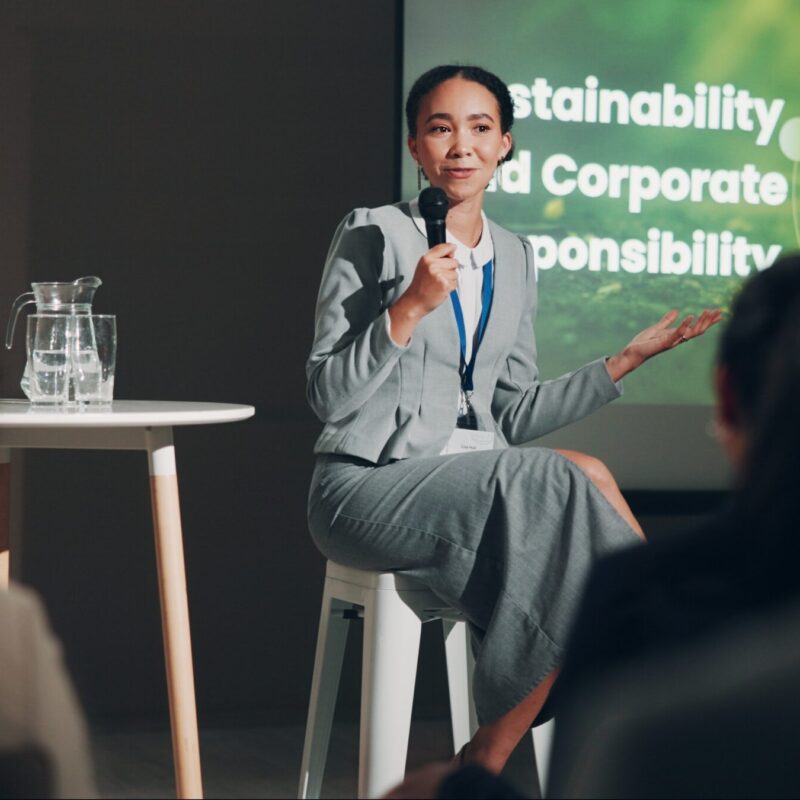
[5,292,36,349]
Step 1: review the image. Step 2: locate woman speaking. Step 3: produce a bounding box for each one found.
[306,64,719,772]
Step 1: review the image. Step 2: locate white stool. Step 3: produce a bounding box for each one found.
[298,561,554,798]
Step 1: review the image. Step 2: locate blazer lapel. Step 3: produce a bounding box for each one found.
[477,221,520,365]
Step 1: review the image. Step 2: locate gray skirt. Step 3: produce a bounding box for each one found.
[308,447,640,724]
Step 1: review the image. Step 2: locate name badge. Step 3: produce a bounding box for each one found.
[440,428,495,455]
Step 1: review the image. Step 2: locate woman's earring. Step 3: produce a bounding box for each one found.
[496,159,504,190]
[417,163,423,191]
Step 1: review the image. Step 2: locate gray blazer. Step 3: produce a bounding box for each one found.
[307,201,621,464]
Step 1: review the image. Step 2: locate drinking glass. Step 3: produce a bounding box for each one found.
[73,315,117,405]
[26,315,69,405]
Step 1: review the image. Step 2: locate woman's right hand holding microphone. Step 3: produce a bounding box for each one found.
[388,243,458,345]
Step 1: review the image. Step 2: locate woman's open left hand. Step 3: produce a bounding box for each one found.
[606,308,723,382]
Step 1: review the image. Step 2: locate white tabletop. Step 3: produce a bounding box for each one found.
[0,399,255,428]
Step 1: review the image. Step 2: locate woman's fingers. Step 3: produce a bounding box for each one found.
[666,308,723,346]
[682,309,722,340]
[656,309,680,330]
[428,242,456,258]
[625,307,724,364]
[402,244,461,315]
[696,308,723,333]
[673,314,695,338]
[421,245,458,286]
[417,253,458,303]
[432,258,458,290]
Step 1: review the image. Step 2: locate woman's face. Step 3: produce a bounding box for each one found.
[408,77,512,205]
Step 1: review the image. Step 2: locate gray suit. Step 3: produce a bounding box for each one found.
[306,201,639,723]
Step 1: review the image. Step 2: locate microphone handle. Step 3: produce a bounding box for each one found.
[425,219,446,248]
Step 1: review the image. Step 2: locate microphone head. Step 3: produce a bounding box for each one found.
[418,186,448,222]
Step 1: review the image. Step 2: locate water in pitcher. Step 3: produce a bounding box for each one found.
[30,349,68,403]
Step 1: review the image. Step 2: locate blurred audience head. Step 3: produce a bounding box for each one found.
[715,251,800,524]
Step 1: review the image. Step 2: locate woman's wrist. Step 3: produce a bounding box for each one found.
[605,349,642,382]
[388,294,426,345]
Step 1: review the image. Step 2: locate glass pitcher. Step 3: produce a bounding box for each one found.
[5,276,102,399]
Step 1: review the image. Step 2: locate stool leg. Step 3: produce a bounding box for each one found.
[298,589,350,799]
[0,448,9,589]
[532,718,555,798]
[358,589,422,799]
[443,620,477,753]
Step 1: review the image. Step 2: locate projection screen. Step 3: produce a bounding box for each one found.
[401,0,800,489]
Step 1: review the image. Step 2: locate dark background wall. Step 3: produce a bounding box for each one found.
[0,0,715,728]
[0,0,433,726]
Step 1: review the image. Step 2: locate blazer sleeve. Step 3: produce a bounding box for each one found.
[306,209,409,424]
[491,237,623,444]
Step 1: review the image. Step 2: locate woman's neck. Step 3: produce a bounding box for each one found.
[445,192,484,247]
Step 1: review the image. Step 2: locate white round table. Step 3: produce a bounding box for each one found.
[0,399,255,799]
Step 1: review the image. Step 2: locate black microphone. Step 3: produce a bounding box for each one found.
[418,187,448,248]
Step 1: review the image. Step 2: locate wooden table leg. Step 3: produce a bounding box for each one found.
[146,428,203,799]
[0,448,9,589]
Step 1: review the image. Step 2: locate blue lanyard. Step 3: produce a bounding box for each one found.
[449,259,494,392]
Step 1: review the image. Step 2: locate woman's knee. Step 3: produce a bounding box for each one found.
[555,449,644,539]
[555,449,617,492]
